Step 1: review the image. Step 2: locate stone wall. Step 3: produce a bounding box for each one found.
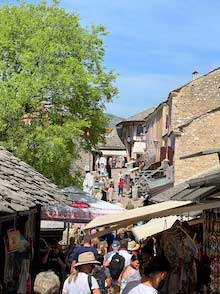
[71,151,92,176]
[174,110,220,184]
[170,68,220,130]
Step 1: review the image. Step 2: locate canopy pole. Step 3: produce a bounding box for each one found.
[67,222,70,245]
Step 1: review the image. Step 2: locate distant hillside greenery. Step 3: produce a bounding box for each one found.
[106,113,124,128]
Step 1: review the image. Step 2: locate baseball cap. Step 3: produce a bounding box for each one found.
[112,240,120,250]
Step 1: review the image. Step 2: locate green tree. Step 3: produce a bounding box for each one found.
[0,1,117,187]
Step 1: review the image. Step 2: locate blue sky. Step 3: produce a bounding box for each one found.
[2,0,220,118]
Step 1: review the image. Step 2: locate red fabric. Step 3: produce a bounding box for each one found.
[69,201,91,209]
[118,179,124,188]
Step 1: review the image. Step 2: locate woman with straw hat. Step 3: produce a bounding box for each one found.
[62,252,101,294]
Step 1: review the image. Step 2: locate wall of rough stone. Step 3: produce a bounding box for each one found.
[71,151,92,176]
[170,68,220,130]
[174,110,220,184]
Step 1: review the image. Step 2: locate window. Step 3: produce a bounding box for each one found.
[136,125,144,135]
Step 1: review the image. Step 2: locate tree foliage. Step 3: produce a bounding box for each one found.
[0,1,117,187]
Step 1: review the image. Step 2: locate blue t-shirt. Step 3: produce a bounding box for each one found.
[70,246,98,262]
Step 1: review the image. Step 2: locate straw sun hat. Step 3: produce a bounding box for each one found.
[128,240,140,251]
[75,252,100,267]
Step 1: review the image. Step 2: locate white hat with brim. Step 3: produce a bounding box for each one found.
[75,252,100,267]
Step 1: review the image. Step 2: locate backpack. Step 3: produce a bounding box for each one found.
[88,266,107,294]
[109,252,125,280]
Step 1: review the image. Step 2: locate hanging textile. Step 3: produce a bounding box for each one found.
[159,226,197,294]
[205,211,220,294]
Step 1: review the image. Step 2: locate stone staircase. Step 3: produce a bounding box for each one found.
[134,166,165,198]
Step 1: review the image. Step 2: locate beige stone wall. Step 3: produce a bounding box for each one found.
[174,110,220,184]
[170,69,220,130]
[71,151,92,176]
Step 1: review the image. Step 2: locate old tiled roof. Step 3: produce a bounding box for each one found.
[126,107,155,122]
[151,166,220,203]
[0,147,70,214]
[98,128,125,150]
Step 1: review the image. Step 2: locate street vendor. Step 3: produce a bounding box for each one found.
[42,240,66,281]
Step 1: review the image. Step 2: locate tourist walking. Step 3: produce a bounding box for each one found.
[62,252,101,294]
[119,254,141,294]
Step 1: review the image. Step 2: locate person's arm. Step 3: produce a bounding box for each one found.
[69,247,79,271]
[106,278,112,288]
[90,276,101,294]
[42,249,50,264]
[105,268,112,287]
[92,289,101,294]
[58,256,66,271]
[118,266,128,283]
[70,260,77,273]
[104,258,110,267]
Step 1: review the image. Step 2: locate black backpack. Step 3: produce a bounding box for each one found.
[109,252,125,280]
[88,266,107,294]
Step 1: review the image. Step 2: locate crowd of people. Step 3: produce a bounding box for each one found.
[36,233,171,294]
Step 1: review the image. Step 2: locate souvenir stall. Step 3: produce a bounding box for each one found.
[158,222,198,294]
[0,209,37,294]
[132,215,200,294]
[204,210,220,294]
[41,193,125,223]
[41,194,125,245]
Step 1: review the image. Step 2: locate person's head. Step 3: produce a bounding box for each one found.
[75,252,100,274]
[92,237,100,248]
[50,240,59,254]
[128,241,140,253]
[34,271,60,294]
[70,237,75,245]
[120,239,128,250]
[96,254,104,265]
[142,256,171,290]
[83,235,91,246]
[130,254,141,270]
[111,240,120,251]
[141,245,154,265]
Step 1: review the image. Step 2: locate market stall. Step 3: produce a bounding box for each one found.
[0,147,70,294]
[41,194,125,223]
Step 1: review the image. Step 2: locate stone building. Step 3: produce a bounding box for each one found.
[141,67,220,198]
[167,67,220,184]
[144,102,168,168]
[172,107,220,183]
[116,107,155,162]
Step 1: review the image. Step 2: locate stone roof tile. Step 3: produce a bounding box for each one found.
[0,147,70,214]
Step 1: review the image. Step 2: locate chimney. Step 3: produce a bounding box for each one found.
[192,71,198,80]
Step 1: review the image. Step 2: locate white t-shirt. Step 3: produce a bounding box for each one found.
[99,156,107,166]
[122,280,140,294]
[62,272,99,294]
[127,283,158,294]
[118,250,132,267]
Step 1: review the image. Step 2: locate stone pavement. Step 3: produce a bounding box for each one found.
[110,167,143,209]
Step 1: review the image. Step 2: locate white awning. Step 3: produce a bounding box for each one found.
[101,150,127,156]
[133,142,146,154]
[85,200,220,232]
[85,200,192,230]
[132,215,192,241]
